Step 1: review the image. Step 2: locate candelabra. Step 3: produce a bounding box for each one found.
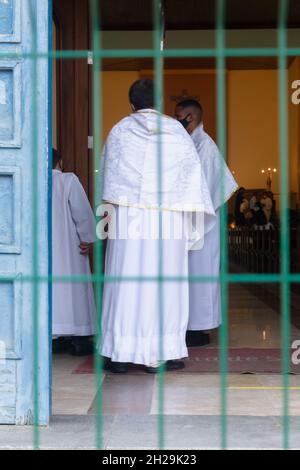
[261,168,277,191]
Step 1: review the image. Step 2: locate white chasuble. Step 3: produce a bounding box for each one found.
[101,110,215,220]
[188,125,238,331]
[52,170,96,336]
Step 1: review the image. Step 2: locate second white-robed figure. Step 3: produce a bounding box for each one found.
[52,150,96,355]
[175,100,238,344]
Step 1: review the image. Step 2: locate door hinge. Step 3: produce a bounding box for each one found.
[88,136,94,149]
[87,51,94,65]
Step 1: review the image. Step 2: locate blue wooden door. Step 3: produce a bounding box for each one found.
[0,0,49,424]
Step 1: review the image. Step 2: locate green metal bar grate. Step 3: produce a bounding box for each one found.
[90,0,104,451]
[278,0,291,450]
[3,46,300,60]
[20,0,296,450]
[153,0,165,450]
[216,0,228,450]
[29,0,40,450]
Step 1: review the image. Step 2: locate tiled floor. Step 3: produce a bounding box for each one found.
[52,284,300,418]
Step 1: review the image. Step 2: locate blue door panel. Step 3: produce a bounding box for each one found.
[0,0,49,425]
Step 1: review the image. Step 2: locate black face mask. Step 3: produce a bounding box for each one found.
[178,113,191,129]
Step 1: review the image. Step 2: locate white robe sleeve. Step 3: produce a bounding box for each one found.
[203,144,238,211]
[68,175,96,243]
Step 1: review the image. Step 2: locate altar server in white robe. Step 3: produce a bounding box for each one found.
[52,149,96,356]
[99,79,215,373]
[175,100,238,346]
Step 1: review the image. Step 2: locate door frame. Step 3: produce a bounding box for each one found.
[49,0,92,417]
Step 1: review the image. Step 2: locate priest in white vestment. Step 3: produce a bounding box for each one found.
[175,99,238,346]
[52,149,96,355]
[99,79,216,373]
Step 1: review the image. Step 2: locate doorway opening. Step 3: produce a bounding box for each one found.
[50,0,300,424]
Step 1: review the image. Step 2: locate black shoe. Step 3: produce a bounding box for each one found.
[103,358,111,371]
[109,361,129,374]
[186,330,210,348]
[52,338,72,354]
[144,365,162,374]
[144,360,185,374]
[166,360,185,371]
[70,337,94,356]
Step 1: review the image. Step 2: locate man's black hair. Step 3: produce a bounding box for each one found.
[176,99,203,122]
[52,148,62,170]
[129,78,154,111]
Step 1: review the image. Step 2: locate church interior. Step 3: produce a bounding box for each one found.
[50,0,300,441]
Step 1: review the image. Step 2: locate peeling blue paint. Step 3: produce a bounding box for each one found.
[0,63,22,148]
[0,0,21,43]
[0,0,13,36]
[0,283,14,351]
[0,71,13,141]
[0,175,13,244]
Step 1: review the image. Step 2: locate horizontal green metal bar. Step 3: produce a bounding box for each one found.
[1,274,300,283]
[1,47,300,60]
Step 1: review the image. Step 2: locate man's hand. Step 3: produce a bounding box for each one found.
[79,242,92,255]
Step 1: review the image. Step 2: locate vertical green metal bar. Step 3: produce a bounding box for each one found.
[216,0,228,450]
[29,0,40,449]
[153,0,165,450]
[48,0,53,420]
[278,0,290,450]
[90,0,104,450]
